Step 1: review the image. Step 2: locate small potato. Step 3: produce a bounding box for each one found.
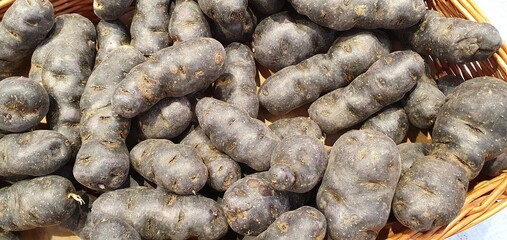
[0,130,71,178]
[0,77,49,132]
[269,135,327,193]
[130,0,173,55]
[268,117,323,140]
[169,0,211,43]
[360,106,409,144]
[317,129,401,240]
[309,51,423,134]
[196,97,280,171]
[180,127,242,192]
[93,0,135,21]
[89,219,141,240]
[135,97,192,139]
[252,11,336,71]
[95,20,131,66]
[130,139,208,195]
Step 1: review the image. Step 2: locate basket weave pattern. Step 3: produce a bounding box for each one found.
[1,0,507,239]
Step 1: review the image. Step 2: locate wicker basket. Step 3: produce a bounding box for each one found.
[1,0,507,239]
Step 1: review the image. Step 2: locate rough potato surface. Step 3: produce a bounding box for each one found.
[252,11,336,71]
[130,0,172,55]
[180,127,241,192]
[259,30,390,115]
[222,173,291,236]
[95,20,131,66]
[210,8,257,44]
[169,0,211,43]
[94,0,135,21]
[83,187,229,240]
[309,50,423,134]
[0,130,71,178]
[269,135,327,193]
[253,206,326,240]
[198,0,248,25]
[397,143,431,173]
[0,77,49,132]
[360,106,409,144]
[317,129,401,240]
[89,219,141,240]
[0,176,80,231]
[289,0,426,31]
[112,38,226,118]
[196,97,280,171]
[75,46,145,191]
[399,10,502,64]
[268,117,322,140]
[214,43,258,118]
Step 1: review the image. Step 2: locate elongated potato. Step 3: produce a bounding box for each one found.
[268,117,323,140]
[130,0,173,55]
[112,38,226,118]
[196,97,280,171]
[259,30,390,115]
[169,0,211,43]
[214,42,258,118]
[95,20,131,66]
[309,50,423,134]
[93,0,135,21]
[317,129,401,240]
[360,106,409,144]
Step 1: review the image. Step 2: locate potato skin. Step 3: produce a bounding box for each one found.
[75,46,145,192]
[0,176,80,231]
[399,10,502,64]
[0,77,49,132]
[268,117,322,140]
[169,0,211,43]
[269,135,327,193]
[253,11,336,71]
[222,173,291,236]
[112,38,226,118]
[0,0,54,79]
[482,153,507,177]
[214,43,259,118]
[360,106,409,144]
[93,0,135,21]
[392,156,468,232]
[210,8,257,44]
[0,231,19,240]
[135,97,192,139]
[253,206,326,240]
[196,97,281,171]
[289,0,425,31]
[89,219,141,240]
[436,75,464,96]
[198,0,248,25]
[317,129,401,240]
[249,0,286,15]
[397,143,431,173]
[130,139,208,195]
[130,0,172,55]
[84,187,229,240]
[95,20,131,66]
[180,127,242,192]
[309,50,423,134]
[0,130,71,177]
[259,30,390,115]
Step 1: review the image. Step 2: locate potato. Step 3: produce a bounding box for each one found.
[252,11,336,71]
[75,46,145,191]
[0,77,49,132]
[402,66,446,129]
[436,75,465,96]
[222,172,292,236]
[89,219,141,240]
[214,42,259,118]
[180,127,242,192]
[0,231,18,240]
[249,0,286,15]
[289,0,426,31]
[0,130,71,178]
[210,8,257,44]
[310,51,423,134]
[135,97,192,139]
[95,20,130,66]
[482,153,507,177]
[0,0,54,79]
[169,0,211,43]
[83,187,229,240]
[393,77,507,231]
[93,0,135,21]
[360,106,409,144]
[196,97,280,171]
[259,30,390,115]
[317,129,401,240]
[398,10,502,64]
[198,0,248,25]
[268,117,323,140]
[112,38,226,118]
[130,139,208,195]
[130,0,172,55]
[269,135,327,193]
[397,142,431,173]
[252,206,326,240]
[0,175,83,231]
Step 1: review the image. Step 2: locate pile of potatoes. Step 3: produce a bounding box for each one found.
[1,0,506,239]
